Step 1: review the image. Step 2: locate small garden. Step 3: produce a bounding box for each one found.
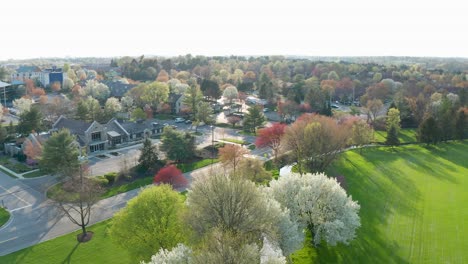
[0,207,10,227]
[0,155,46,178]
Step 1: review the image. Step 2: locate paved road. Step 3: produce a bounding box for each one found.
[0,161,225,256]
[0,120,272,256]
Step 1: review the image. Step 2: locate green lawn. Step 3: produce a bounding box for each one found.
[221,138,249,145]
[0,166,17,178]
[0,207,10,227]
[22,169,46,178]
[292,141,468,264]
[0,220,132,264]
[101,177,153,199]
[373,128,418,144]
[176,158,219,173]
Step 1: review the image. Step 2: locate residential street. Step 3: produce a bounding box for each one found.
[0,124,271,256]
[0,161,229,256]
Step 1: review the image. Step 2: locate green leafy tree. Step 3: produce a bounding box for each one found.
[385,125,400,147]
[418,116,440,145]
[0,126,8,144]
[131,107,146,120]
[386,108,401,135]
[243,106,266,133]
[138,137,160,172]
[17,106,43,136]
[183,84,203,117]
[195,101,214,125]
[75,96,102,122]
[455,109,467,140]
[351,119,374,153]
[109,185,187,262]
[39,129,80,176]
[257,72,275,102]
[141,81,169,110]
[160,127,195,162]
[200,79,221,100]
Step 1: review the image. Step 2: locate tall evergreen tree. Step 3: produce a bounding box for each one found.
[455,110,466,140]
[39,129,80,176]
[138,137,160,172]
[243,106,266,133]
[418,116,440,145]
[385,125,400,147]
[17,106,43,136]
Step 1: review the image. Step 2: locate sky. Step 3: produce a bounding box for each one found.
[1,0,467,60]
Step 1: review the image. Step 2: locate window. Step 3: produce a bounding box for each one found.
[91,132,101,141]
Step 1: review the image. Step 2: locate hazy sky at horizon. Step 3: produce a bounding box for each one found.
[2,0,467,60]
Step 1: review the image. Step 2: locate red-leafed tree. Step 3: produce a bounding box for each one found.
[227,116,241,128]
[153,165,188,189]
[255,122,287,162]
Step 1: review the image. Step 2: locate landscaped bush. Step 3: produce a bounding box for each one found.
[104,172,118,185]
[15,153,27,162]
[93,176,109,187]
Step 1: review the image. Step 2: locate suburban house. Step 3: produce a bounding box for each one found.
[103,80,136,98]
[168,93,185,114]
[52,116,163,153]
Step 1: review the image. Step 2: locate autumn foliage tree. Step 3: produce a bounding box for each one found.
[283,114,351,173]
[51,81,61,92]
[255,122,287,162]
[23,137,45,164]
[153,165,188,189]
[218,144,249,174]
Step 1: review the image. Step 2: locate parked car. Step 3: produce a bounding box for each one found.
[185,120,192,124]
[232,112,245,118]
[263,108,269,113]
[175,117,185,123]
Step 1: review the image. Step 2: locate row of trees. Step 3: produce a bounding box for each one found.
[109,171,360,263]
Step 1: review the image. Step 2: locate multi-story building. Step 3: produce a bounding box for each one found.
[10,66,66,87]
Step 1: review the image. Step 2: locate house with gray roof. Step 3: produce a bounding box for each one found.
[51,116,163,153]
[168,93,185,114]
[104,80,136,98]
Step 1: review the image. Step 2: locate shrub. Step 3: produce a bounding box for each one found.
[104,172,117,185]
[92,176,109,187]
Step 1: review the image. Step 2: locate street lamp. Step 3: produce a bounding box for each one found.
[210,125,214,167]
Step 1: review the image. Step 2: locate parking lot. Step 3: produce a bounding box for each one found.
[0,173,43,214]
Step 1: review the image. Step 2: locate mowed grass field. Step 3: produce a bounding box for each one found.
[293,141,468,264]
[0,220,131,264]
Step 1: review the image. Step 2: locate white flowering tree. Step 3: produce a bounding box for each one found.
[266,172,360,246]
[13,97,34,114]
[83,80,110,100]
[104,97,122,116]
[260,237,286,264]
[142,244,192,264]
[223,85,238,104]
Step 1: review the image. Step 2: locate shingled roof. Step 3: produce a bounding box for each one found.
[52,116,91,135]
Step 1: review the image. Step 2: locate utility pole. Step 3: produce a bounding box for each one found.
[210,125,214,167]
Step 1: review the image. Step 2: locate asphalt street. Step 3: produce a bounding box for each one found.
[0,122,272,256]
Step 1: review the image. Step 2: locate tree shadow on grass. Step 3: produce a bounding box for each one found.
[316,149,419,263]
[425,141,468,171]
[313,226,410,264]
[61,242,80,264]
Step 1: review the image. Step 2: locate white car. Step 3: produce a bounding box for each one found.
[175,117,185,123]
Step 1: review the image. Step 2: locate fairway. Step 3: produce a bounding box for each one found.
[293,141,468,263]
